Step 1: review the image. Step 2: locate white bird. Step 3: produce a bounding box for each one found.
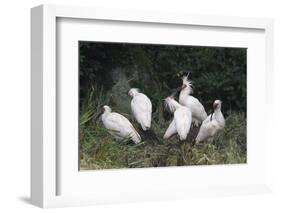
[101,105,141,144]
[128,88,152,131]
[163,96,192,141]
[179,75,207,126]
[195,100,225,144]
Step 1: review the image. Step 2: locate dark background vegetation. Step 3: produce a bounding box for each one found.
[79,42,246,115]
[79,41,247,170]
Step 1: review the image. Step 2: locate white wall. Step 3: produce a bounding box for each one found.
[0,0,280,212]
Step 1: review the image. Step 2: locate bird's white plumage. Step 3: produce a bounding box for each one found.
[101,105,141,144]
[163,120,177,139]
[163,97,192,140]
[129,88,152,131]
[179,76,207,125]
[174,107,192,140]
[196,100,225,143]
[195,115,219,142]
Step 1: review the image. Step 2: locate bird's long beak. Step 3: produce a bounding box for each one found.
[97,110,103,117]
[210,110,214,121]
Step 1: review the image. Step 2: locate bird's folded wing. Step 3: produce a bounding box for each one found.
[131,95,152,125]
[174,108,191,138]
[106,113,135,137]
[197,120,218,141]
[189,96,207,118]
[164,119,177,139]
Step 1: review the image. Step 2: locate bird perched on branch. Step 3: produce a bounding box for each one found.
[179,75,207,126]
[195,100,225,144]
[101,105,141,144]
[163,95,192,141]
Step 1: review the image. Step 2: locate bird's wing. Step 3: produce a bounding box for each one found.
[105,113,140,142]
[182,96,207,121]
[174,107,192,140]
[202,114,212,124]
[113,113,141,143]
[163,119,177,139]
[196,118,218,142]
[131,94,152,130]
[103,113,126,137]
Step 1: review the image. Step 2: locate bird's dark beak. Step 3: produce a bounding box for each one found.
[176,86,182,92]
[210,111,214,121]
[95,107,104,122]
[97,107,104,118]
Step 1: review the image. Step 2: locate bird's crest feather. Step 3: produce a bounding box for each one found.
[182,74,193,94]
[164,97,179,113]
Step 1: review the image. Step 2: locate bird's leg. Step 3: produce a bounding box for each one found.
[186,143,193,163]
[176,139,183,166]
[179,142,193,165]
[178,140,189,166]
[191,137,196,146]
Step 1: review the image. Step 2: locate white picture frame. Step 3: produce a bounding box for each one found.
[31,4,274,208]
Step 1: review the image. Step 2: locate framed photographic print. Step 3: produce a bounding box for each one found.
[31,4,274,208]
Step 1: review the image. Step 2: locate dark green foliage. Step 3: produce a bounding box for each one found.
[79,42,247,170]
[79,42,246,115]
